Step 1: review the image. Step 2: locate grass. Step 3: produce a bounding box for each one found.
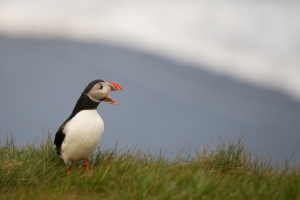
[0,133,299,200]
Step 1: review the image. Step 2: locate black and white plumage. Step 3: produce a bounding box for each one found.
[54,79,123,175]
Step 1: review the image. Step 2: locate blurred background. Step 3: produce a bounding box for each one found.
[0,0,300,163]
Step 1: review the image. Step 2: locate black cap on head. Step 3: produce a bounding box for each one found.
[83,79,104,93]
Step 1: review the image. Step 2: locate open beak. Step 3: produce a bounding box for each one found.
[104,82,123,105]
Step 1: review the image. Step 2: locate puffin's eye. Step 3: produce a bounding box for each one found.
[99,84,103,90]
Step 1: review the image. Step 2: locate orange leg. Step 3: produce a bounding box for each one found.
[66,166,70,176]
[85,159,89,173]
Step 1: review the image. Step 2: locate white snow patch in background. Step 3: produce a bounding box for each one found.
[0,0,300,100]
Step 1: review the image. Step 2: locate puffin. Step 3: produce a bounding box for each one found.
[54,79,123,175]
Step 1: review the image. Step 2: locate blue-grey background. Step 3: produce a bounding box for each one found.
[0,36,300,164]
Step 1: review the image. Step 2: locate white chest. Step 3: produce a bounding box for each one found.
[61,109,104,162]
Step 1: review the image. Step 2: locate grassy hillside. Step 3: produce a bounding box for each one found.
[0,134,299,200]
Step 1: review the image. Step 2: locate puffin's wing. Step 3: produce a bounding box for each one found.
[54,122,67,155]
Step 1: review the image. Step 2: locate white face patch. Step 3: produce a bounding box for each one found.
[85,82,110,102]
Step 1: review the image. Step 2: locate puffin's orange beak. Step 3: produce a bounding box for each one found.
[106,82,124,91]
[103,82,123,105]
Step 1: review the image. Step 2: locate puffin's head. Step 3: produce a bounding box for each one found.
[84,79,123,105]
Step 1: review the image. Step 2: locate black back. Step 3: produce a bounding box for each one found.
[54,80,104,155]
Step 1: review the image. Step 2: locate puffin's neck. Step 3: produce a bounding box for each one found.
[71,93,100,115]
